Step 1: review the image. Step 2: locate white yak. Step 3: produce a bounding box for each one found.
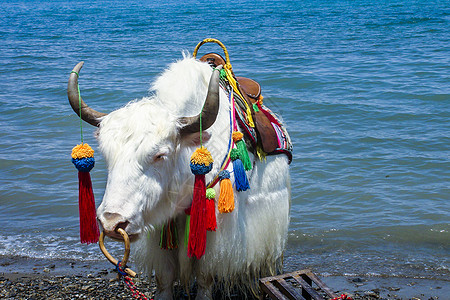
[67,55,291,299]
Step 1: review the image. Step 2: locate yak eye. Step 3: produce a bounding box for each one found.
[153,153,166,162]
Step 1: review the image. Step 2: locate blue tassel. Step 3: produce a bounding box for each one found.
[230,148,250,192]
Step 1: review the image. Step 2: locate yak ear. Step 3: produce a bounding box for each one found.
[181,131,211,146]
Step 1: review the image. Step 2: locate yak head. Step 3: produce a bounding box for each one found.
[67,59,222,241]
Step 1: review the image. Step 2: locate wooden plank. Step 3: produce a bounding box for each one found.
[304,271,338,298]
[260,280,289,300]
[273,278,306,300]
[260,269,338,300]
[275,269,312,280]
[300,273,312,286]
[292,274,324,300]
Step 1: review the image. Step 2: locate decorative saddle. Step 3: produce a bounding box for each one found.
[199,52,292,163]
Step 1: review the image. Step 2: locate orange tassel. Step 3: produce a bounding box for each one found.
[217,170,235,213]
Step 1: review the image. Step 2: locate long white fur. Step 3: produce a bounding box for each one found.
[96,56,290,298]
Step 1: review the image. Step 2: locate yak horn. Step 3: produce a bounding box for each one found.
[68,61,107,127]
[179,65,222,135]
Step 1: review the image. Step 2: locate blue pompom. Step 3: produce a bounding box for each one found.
[190,162,213,175]
[218,170,230,180]
[72,157,95,172]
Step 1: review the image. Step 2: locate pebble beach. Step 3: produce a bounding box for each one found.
[1,256,447,299]
[0,256,156,299]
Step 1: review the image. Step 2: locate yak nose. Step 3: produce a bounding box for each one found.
[99,212,130,234]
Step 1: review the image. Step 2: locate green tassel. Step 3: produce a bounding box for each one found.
[236,139,252,171]
[159,224,165,248]
[219,69,227,80]
[232,131,252,171]
[184,215,190,249]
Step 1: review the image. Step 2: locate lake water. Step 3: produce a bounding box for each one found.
[0,0,448,282]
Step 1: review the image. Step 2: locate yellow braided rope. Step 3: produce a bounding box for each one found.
[193,38,255,128]
[193,38,230,63]
[223,67,254,127]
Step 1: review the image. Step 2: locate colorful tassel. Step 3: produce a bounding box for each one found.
[205,188,216,231]
[160,219,178,250]
[71,143,99,244]
[189,174,207,259]
[219,68,228,80]
[188,146,213,259]
[232,131,252,171]
[230,148,250,192]
[218,170,235,213]
[184,208,191,249]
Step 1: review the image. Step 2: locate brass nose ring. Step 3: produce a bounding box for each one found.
[99,228,137,277]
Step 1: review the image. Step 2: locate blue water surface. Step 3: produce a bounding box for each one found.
[0,0,449,280]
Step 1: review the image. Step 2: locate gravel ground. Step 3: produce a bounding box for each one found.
[0,256,446,299]
[0,273,155,299]
[1,272,442,300]
[0,273,379,300]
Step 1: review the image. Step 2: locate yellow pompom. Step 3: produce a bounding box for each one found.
[190,146,214,166]
[232,131,243,143]
[71,143,94,159]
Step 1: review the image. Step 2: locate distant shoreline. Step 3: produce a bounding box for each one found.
[1,255,448,299]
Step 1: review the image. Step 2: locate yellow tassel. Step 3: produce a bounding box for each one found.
[256,145,267,162]
[217,170,235,213]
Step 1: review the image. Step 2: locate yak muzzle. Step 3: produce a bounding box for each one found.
[98,212,139,242]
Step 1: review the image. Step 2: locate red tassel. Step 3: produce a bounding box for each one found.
[78,172,99,244]
[206,188,216,232]
[188,174,207,259]
[206,199,216,231]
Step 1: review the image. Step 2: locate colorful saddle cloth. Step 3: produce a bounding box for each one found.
[234,88,293,164]
[200,52,292,164]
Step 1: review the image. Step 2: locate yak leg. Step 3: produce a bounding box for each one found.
[154,272,175,299]
[153,251,176,299]
[195,272,213,300]
[146,231,177,300]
